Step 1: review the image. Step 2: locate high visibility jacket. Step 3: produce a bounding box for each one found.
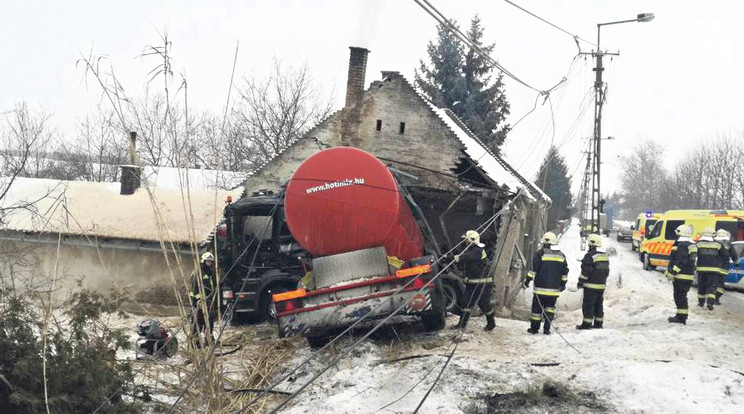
[526,247,568,296]
[460,244,490,284]
[578,247,610,290]
[668,238,697,281]
[190,263,216,306]
[696,237,728,274]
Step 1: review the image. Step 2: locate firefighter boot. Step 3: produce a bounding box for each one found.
[543,320,551,335]
[484,315,496,331]
[593,320,603,329]
[667,315,686,325]
[576,322,592,330]
[698,298,705,307]
[527,320,540,334]
[453,312,470,330]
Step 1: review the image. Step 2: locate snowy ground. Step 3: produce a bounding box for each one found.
[264,222,744,413]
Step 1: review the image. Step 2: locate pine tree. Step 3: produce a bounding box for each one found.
[415,16,511,153]
[536,146,573,230]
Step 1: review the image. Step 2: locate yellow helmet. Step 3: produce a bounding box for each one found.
[462,230,480,244]
[200,252,215,263]
[542,232,558,245]
[587,233,602,247]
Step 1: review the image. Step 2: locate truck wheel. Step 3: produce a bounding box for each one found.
[643,254,655,271]
[421,310,446,332]
[441,282,462,315]
[261,286,289,322]
[305,335,329,348]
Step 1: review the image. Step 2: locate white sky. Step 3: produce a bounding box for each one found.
[2,1,743,195]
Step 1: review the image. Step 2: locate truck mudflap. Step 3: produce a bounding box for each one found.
[276,287,436,338]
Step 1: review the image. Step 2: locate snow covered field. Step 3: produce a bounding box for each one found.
[271,223,744,413]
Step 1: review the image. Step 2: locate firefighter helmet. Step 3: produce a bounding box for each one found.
[200,252,215,263]
[137,318,162,339]
[715,229,731,241]
[542,232,558,245]
[587,233,602,247]
[703,227,716,237]
[675,224,692,238]
[462,230,480,244]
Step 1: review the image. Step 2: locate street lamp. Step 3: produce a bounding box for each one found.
[588,13,654,234]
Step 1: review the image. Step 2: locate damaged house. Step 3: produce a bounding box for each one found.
[244,47,550,314]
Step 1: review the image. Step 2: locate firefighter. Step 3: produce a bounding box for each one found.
[524,232,568,335]
[714,229,737,305]
[666,225,697,324]
[696,227,729,310]
[190,252,218,347]
[576,234,610,330]
[453,230,496,331]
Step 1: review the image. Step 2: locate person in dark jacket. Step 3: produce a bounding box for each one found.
[576,234,610,329]
[696,227,729,310]
[666,225,697,325]
[714,229,737,305]
[453,230,495,331]
[190,252,218,347]
[524,232,569,335]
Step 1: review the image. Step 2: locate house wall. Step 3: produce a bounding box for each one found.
[0,236,193,306]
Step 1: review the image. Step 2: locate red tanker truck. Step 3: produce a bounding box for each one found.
[270,147,447,345]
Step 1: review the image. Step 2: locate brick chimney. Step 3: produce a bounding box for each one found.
[341,47,369,146]
[120,131,141,195]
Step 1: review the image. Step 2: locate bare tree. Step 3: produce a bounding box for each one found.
[68,108,128,182]
[619,141,669,214]
[231,59,334,172]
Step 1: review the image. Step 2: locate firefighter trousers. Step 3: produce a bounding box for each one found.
[697,272,718,306]
[460,283,494,317]
[530,294,557,332]
[191,305,216,347]
[716,273,726,300]
[673,280,692,321]
[581,289,604,327]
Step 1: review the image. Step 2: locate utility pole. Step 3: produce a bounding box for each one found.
[581,13,654,234]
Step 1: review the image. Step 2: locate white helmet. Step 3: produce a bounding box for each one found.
[542,232,558,245]
[200,252,215,263]
[587,233,602,247]
[675,224,692,238]
[703,227,716,237]
[462,230,480,245]
[715,229,731,241]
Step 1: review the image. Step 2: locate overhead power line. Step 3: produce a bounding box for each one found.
[412,0,563,95]
[502,0,595,48]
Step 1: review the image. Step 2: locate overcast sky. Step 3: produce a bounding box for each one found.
[2,1,742,195]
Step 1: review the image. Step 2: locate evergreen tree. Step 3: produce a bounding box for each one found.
[536,146,573,230]
[415,16,511,153]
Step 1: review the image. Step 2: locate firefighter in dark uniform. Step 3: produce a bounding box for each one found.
[576,234,610,329]
[524,232,568,335]
[714,229,737,305]
[190,252,218,347]
[666,225,697,324]
[453,230,496,331]
[696,227,729,310]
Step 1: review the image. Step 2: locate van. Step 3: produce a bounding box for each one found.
[632,212,662,251]
[639,210,744,270]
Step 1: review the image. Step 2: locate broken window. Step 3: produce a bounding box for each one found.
[399,122,406,134]
[376,120,382,131]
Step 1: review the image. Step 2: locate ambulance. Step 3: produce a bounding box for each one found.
[638,210,744,270]
[632,212,661,251]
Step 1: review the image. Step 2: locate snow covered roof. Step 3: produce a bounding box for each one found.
[398,74,550,203]
[0,177,243,244]
[142,166,246,191]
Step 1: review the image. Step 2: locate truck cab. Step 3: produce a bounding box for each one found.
[217,190,308,322]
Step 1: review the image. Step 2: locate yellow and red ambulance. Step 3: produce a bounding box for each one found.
[632,212,661,251]
[639,210,744,270]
